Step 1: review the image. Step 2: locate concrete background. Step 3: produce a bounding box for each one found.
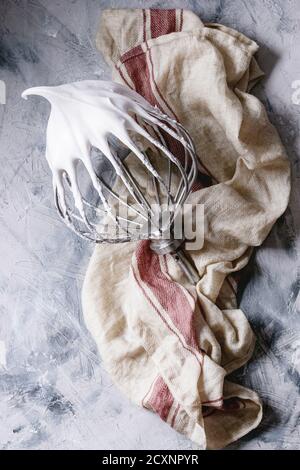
[0,0,299,450]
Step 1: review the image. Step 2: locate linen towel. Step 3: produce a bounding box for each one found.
[82,9,291,449]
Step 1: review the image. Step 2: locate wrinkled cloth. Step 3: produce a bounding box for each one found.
[82,9,290,449]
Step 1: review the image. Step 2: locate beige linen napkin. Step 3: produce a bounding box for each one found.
[82,9,290,449]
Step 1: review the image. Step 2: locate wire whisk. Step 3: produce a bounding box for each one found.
[22,80,199,284]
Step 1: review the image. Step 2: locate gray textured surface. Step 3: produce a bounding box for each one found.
[0,0,299,450]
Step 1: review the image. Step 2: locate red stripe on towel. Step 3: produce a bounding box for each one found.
[132,255,202,365]
[150,9,177,38]
[135,240,200,353]
[146,376,174,421]
[121,45,156,106]
[202,396,224,406]
[179,9,183,31]
[143,9,147,42]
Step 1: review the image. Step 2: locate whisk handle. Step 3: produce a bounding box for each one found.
[150,239,199,285]
[172,249,199,285]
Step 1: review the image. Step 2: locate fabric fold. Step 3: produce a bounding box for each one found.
[82,8,290,449]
